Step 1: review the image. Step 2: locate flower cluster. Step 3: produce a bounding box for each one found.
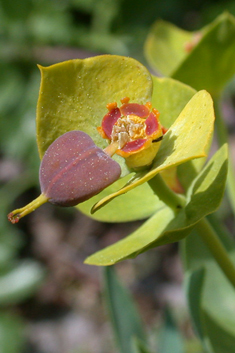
[98,97,164,169]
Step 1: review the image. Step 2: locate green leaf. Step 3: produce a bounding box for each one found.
[184,268,205,342]
[0,312,25,353]
[78,176,162,222]
[151,76,206,192]
[184,265,235,353]
[151,76,196,129]
[36,55,154,221]
[172,13,235,95]
[200,261,235,347]
[0,261,45,305]
[203,311,235,353]
[144,20,193,77]
[36,56,214,225]
[145,12,235,96]
[158,308,184,353]
[36,55,152,168]
[91,90,214,214]
[86,205,173,265]
[182,221,235,352]
[104,266,146,353]
[85,144,228,265]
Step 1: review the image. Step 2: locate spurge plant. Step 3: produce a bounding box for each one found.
[7,48,235,353]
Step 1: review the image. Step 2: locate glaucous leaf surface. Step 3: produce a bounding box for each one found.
[85,144,228,265]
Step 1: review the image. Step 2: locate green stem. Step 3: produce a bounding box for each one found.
[149,171,235,288]
[8,193,48,224]
[214,96,235,214]
[148,173,186,212]
[196,218,235,288]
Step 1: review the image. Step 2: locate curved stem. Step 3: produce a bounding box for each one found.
[8,193,48,224]
[196,218,235,288]
[214,96,235,214]
[148,173,186,212]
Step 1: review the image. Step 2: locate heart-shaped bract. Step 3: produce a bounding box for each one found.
[8,131,121,223]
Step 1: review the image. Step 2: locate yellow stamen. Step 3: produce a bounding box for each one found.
[111,115,146,147]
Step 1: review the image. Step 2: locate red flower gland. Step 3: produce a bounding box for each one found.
[98,98,164,169]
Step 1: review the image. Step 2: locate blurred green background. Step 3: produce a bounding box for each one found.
[1,0,235,352]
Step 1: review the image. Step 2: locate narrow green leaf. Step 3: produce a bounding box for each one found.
[85,144,228,265]
[104,266,146,353]
[181,217,235,352]
[184,267,205,341]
